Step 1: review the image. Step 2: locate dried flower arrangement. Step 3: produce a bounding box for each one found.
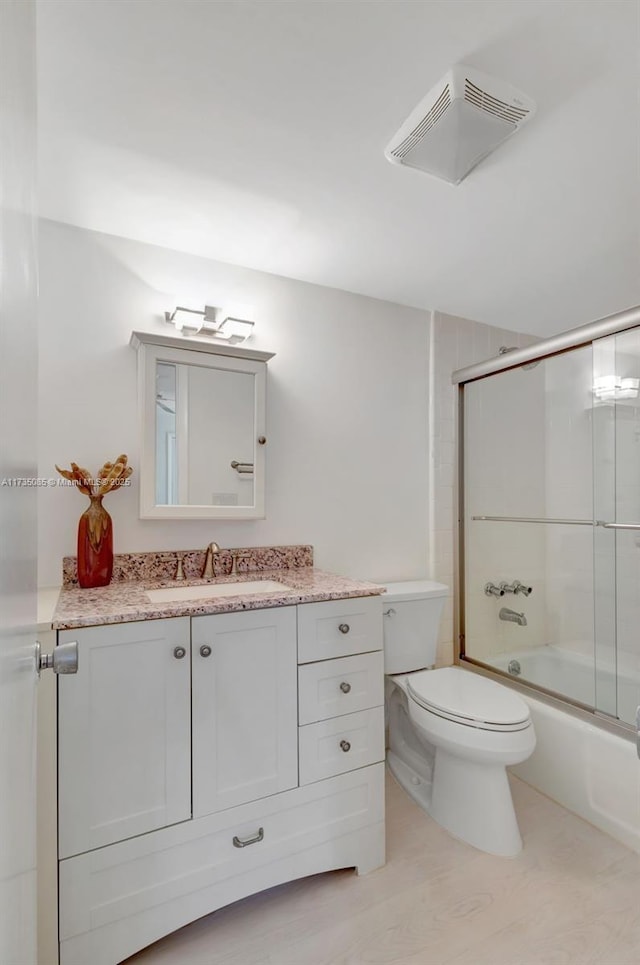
[56,455,133,588]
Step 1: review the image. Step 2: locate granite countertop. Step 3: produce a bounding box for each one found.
[51,567,385,630]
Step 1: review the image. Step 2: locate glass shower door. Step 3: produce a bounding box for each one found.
[462,344,597,708]
[593,331,640,727]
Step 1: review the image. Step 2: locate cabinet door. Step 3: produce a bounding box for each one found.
[58,618,191,860]
[192,607,298,817]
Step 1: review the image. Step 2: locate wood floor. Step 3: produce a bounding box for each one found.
[124,772,640,965]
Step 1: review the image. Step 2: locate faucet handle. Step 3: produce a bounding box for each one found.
[513,581,533,597]
[234,552,252,573]
[485,582,505,598]
[174,554,186,581]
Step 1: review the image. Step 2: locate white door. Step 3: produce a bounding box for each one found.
[58,618,192,859]
[0,1,38,961]
[192,607,298,817]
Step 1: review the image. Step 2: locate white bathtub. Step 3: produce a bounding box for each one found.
[477,647,640,855]
[491,645,639,727]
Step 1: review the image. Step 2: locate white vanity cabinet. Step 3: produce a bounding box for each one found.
[56,596,385,965]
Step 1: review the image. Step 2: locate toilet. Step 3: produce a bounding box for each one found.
[383,580,536,857]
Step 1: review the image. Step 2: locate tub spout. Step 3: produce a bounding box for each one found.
[499,607,527,627]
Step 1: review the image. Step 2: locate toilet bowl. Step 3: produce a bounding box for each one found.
[383,581,536,857]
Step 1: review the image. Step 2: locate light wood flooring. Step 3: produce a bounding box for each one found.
[124,772,640,965]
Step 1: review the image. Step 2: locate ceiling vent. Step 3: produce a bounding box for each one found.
[385,65,535,185]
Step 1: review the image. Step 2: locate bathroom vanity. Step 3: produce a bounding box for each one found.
[50,557,385,965]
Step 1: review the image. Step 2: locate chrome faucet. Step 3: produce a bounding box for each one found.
[500,581,533,597]
[499,607,527,627]
[201,542,221,579]
[485,582,505,598]
[512,581,533,597]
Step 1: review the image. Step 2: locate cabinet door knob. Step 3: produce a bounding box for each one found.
[340,740,351,752]
[338,623,350,634]
[339,681,351,694]
[173,646,186,660]
[199,645,212,658]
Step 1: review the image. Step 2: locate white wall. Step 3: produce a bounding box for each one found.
[38,220,431,588]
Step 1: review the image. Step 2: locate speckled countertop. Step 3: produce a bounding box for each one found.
[51,567,385,630]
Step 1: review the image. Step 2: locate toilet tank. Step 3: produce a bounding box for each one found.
[382,580,449,674]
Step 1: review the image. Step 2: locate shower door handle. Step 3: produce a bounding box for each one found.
[636,707,640,761]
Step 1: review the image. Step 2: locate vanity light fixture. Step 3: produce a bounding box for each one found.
[592,375,639,402]
[164,305,255,344]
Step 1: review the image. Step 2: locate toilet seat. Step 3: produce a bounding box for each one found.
[407,666,531,732]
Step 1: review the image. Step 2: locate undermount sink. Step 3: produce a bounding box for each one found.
[145,580,292,604]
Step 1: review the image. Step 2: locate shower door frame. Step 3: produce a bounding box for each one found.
[452,304,640,741]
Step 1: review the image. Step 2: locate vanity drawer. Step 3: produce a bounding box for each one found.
[298,707,385,785]
[297,596,382,664]
[298,651,384,725]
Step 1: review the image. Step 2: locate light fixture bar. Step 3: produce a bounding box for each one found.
[164,304,255,344]
[164,306,205,324]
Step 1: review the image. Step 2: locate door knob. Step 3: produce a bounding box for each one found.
[338,623,350,634]
[339,681,351,694]
[340,740,351,752]
[199,645,212,658]
[36,640,78,676]
[173,646,186,659]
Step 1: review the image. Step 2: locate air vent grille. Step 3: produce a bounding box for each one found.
[464,78,530,124]
[390,85,451,158]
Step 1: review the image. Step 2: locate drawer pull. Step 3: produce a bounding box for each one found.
[340,740,351,752]
[173,646,186,660]
[199,645,212,658]
[232,827,264,849]
[338,623,350,634]
[339,681,352,694]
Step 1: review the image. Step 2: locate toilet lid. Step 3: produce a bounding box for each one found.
[407,667,531,728]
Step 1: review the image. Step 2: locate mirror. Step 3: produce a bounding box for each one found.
[132,332,273,519]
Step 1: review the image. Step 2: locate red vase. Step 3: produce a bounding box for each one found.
[77,495,113,588]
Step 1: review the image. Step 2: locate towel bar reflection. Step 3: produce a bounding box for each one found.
[231,461,254,475]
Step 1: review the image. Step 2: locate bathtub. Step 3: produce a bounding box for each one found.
[475,646,640,855]
[490,645,639,726]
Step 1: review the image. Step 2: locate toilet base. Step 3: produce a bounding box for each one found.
[430,748,522,857]
[387,751,433,813]
[387,747,524,857]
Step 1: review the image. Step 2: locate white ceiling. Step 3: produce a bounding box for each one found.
[37,0,640,336]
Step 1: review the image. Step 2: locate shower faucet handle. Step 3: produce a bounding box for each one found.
[484,583,505,598]
[500,581,533,597]
[513,581,533,597]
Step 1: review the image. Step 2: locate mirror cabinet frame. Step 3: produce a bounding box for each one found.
[131,330,275,520]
